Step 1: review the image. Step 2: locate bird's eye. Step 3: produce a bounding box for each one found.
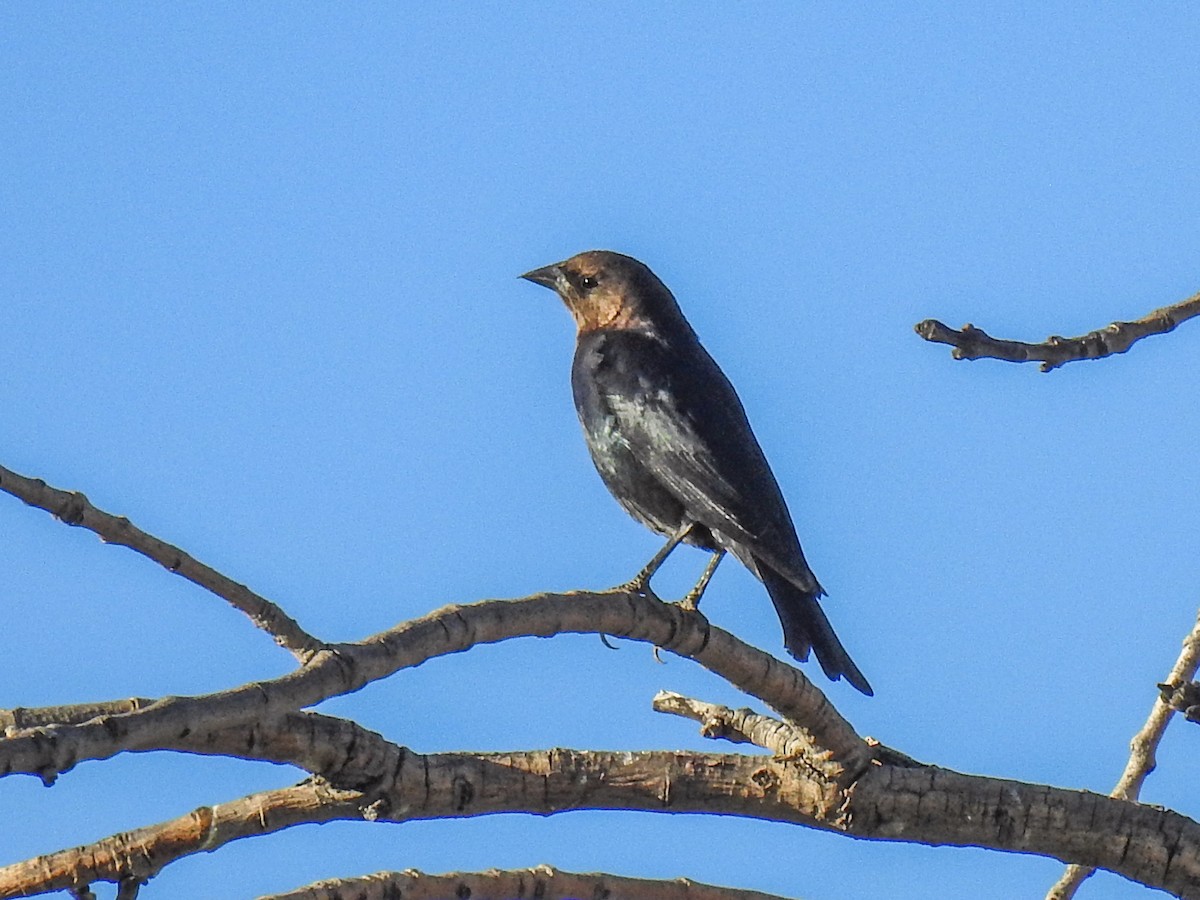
[579,274,598,291]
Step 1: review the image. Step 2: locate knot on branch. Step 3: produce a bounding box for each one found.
[750,766,780,793]
[54,491,89,526]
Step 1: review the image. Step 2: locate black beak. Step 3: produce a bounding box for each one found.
[520,263,565,292]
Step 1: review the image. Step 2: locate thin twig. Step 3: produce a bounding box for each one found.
[1046,606,1200,900]
[915,288,1200,372]
[257,865,795,900]
[0,464,323,660]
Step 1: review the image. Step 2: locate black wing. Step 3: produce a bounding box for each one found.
[584,328,822,594]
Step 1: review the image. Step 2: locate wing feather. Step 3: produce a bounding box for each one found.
[592,330,822,594]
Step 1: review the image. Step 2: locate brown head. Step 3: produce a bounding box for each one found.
[520,250,687,334]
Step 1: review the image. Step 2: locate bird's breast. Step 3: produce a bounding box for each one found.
[572,379,687,537]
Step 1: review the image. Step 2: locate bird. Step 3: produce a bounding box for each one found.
[521,250,872,695]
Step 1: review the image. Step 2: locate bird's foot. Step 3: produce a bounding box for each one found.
[616,576,660,601]
[599,634,620,651]
[675,590,702,612]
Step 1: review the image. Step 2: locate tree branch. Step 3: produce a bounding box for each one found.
[4,748,1199,898]
[258,865,793,900]
[168,712,405,788]
[653,690,805,756]
[652,691,923,772]
[914,288,1200,372]
[0,590,871,786]
[2,699,400,788]
[7,462,1198,897]
[1,699,155,731]
[0,464,323,660]
[1046,606,1200,899]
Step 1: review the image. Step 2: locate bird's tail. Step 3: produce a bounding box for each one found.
[759,563,873,696]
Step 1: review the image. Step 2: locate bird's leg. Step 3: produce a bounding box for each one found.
[621,521,695,597]
[678,549,724,611]
[653,548,722,662]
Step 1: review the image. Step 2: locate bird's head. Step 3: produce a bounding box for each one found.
[521,250,684,334]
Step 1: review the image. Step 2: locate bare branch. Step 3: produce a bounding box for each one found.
[653,690,803,756]
[0,591,871,786]
[652,692,928,779]
[0,698,400,787]
[1,699,154,731]
[1115,608,1200,798]
[163,712,405,787]
[915,288,1200,372]
[0,780,358,897]
[1046,606,1200,899]
[0,752,829,897]
[0,464,322,660]
[258,865,794,900]
[7,465,1196,898]
[5,748,1200,898]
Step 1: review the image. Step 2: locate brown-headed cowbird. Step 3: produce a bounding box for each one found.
[521,250,872,695]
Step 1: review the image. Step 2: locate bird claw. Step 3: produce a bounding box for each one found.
[617,577,659,601]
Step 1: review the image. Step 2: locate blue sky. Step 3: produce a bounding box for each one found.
[2,5,1198,898]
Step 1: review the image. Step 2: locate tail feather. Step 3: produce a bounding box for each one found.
[759,563,873,696]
